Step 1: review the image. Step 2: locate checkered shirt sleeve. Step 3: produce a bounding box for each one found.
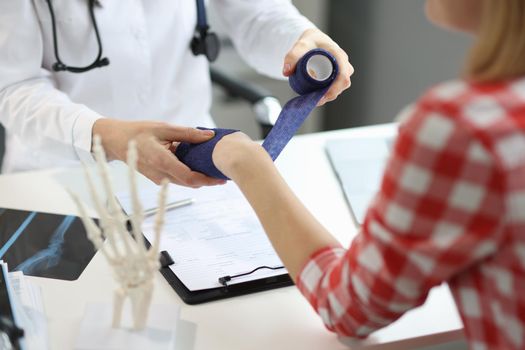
[296,90,506,339]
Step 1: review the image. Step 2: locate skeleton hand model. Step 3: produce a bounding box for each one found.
[69,136,168,331]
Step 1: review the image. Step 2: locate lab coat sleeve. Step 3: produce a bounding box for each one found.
[211,0,316,79]
[0,1,101,166]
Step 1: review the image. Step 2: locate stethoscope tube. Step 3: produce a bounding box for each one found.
[46,0,110,73]
[46,0,219,73]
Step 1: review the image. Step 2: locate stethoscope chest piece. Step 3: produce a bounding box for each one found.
[191,0,221,63]
[191,30,220,63]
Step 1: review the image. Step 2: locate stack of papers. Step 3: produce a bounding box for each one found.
[0,261,48,350]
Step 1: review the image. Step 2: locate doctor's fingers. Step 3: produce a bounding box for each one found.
[164,158,225,188]
[318,59,354,106]
[283,28,350,75]
[135,165,172,186]
[136,137,224,187]
[137,154,222,187]
[283,39,316,76]
[282,27,353,104]
[154,125,215,143]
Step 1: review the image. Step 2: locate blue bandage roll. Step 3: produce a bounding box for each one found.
[263,48,337,160]
[289,48,338,95]
[175,49,338,179]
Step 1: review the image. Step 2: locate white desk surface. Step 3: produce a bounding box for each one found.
[0,123,464,350]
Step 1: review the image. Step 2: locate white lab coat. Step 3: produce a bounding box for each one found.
[0,0,314,172]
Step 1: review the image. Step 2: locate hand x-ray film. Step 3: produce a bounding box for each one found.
[0,209,97,280]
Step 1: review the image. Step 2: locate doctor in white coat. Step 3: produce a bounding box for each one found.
[0,0,353,187]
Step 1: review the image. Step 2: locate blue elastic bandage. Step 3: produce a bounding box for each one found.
[175,127,239,180]
[174,49,338,179]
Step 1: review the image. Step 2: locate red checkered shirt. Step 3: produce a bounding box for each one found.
[296,78,525,349]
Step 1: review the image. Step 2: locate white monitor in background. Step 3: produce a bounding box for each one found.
[326,135,395,225]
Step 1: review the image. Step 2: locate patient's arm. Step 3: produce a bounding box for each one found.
[212,132,342,280]
[212,108,505,338]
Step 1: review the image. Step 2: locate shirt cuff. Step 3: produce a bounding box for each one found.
[71,108,102,166]
[296,246,347,305]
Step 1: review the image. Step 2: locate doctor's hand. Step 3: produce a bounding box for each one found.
[283,28,354,106]
[92,119,226,187]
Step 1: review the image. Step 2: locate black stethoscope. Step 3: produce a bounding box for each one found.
[45,0,220,74]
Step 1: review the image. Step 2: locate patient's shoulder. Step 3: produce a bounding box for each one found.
[419,78,525,112]
[423,80,470,103]
[407,78,524,133]
[403,78,525,166]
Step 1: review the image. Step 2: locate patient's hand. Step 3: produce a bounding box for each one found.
[212,132,271,181]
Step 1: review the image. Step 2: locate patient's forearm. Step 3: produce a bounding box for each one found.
[230,149,342,281]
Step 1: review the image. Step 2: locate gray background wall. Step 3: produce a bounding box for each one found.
[324,0,471,129]
[211,0,472,138]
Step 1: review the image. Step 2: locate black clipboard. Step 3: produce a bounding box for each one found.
[159,264,293,305]
[143,238,293,305]
[117,184,293,305]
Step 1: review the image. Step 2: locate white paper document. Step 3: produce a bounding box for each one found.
[117,182,287,291]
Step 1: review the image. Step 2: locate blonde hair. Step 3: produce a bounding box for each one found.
[467,0,525,82]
